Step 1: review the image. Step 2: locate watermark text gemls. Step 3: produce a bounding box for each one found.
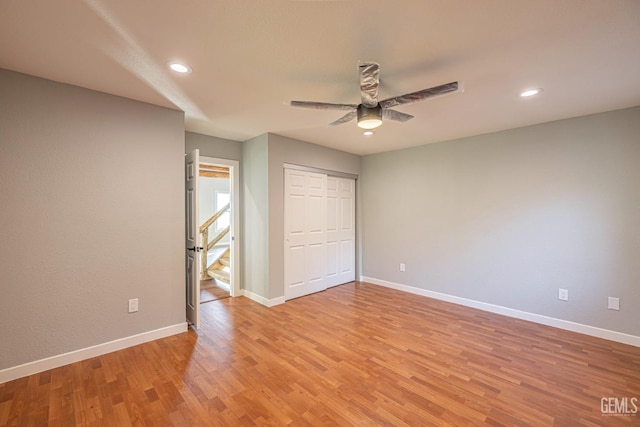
[601,397,638,416]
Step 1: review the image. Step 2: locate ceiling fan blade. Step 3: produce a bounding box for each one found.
[329,111,357,126]
[382,109,414,123]
[359,61,379,108]
[290,101,358,111]
[380,81,459,109]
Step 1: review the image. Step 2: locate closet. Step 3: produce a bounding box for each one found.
[284,168,356,300]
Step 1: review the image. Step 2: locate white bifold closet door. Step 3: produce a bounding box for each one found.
[325,176,356,288]
[284,168,355,301]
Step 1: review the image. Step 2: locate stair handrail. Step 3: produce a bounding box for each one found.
[199,203,231,280]
[207,226,231,251]
[199,203,230,233]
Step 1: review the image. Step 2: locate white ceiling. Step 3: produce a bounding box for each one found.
[1,1,639,155]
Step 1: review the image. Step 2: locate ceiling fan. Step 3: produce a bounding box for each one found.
[290,61,460,130]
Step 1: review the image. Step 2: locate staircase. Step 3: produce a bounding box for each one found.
[199,203,231,285]
[206,246,230,283]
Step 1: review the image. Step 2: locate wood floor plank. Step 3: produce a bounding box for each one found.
[1,282,639,426]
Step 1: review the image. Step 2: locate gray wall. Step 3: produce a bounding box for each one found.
[241,134,270,298]
[0,69,186,370]
[185,131,242,161]
[190,131,361,301]
[361,106,640,336]
[267,134,361,299]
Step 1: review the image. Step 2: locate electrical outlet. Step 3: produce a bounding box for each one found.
[608,297,620,311]
[558,288,569,301]
[399,263,405,272]
[128,298,139,313]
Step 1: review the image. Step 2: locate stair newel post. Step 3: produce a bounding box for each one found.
[200,226,209,280]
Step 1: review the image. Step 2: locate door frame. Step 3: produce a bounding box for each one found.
[200,156,240,297]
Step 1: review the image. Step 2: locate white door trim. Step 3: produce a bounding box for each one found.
[283,162,359,180]
[200,156,240,297]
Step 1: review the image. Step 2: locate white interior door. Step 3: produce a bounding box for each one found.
[185,149,201,328]
[284,169,327,300]
[326,177,356,287]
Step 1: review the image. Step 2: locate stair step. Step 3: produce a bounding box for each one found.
[219,256,230,267]
[207,268,229,283]
[205,245,230,268]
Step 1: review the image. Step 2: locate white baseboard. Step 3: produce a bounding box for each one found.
[240,289,285,307]
[0,322,188,385]
[361,276,640,348]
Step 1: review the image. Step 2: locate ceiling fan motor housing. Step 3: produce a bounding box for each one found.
[357,104,383,129]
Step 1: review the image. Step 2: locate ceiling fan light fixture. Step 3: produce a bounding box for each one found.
[290,62,458,128]
[357,104,383,129]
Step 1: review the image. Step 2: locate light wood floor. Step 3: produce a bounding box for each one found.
[200,280,230,304]
[1,282,639,426]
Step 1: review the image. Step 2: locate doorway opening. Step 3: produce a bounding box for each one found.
[199,163,230,302]
[186,151,240,328]
[198,158,239,304]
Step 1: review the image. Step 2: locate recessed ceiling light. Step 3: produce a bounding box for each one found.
[168,62,192,74]
[363,131,374,136]
[520,88,543,97]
